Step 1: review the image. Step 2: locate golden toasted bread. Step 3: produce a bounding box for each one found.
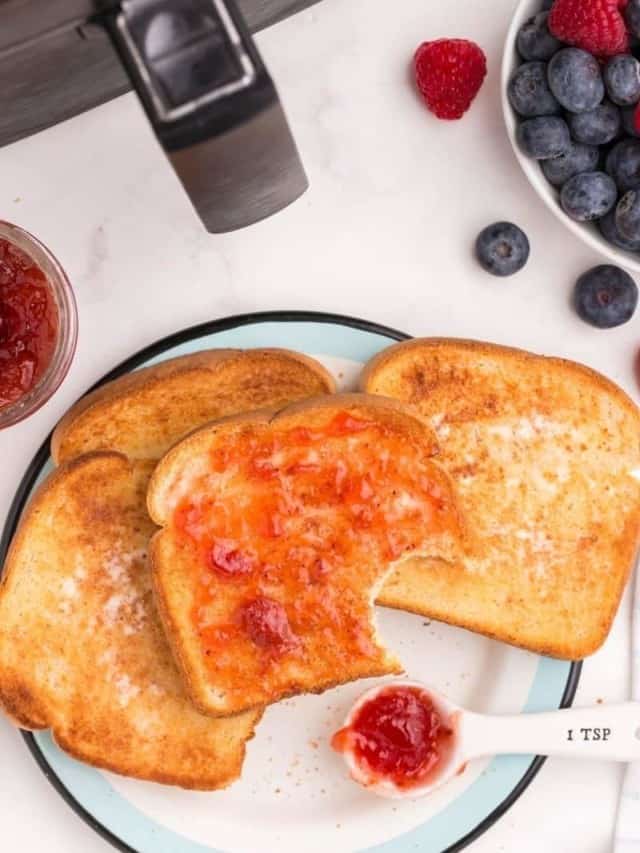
[362,338,640,659]
[0,348,336,788]
[147,394,463,717]
[52,348,336,464]
[0,453,261,789]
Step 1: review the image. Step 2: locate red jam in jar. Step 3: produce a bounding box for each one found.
[332,685,454,791]
[0,237,58,408]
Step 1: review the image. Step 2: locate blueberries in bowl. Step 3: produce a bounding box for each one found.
[615,190,640,241]
[604,55,640,107]
[541,143,599,186]
[547,49,604,113]
[606,139,640,192]
[560,172,617,221]
[516,12,561,61]
[517,116,571,158]
[475,222,530,277]
[509,4,640,259]
[508,62,561,117]
[567,101,621,146]
[599,210,640,251]
[574,265,638,328]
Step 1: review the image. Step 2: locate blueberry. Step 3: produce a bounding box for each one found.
[547,48,605,113]
[567,100,621,145]
[621,105,640,137]
[606,138,640,191]
[517,13,562,61]
[475,222,530,277]
[560,171,618,221]
[540,142,600,186]
[615,190,640,241]
[517,116,571,158]
[599,210,640,251]
[626,0,640,39]
[508,62,562,117]
[574,265,638,328]
[604,55,640,107]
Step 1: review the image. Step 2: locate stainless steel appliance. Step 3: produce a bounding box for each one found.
[0,0,319,231]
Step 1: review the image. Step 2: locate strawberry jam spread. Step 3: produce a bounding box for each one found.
[172,411,458,700]
[332,685,454,791]
[0,238,58,408]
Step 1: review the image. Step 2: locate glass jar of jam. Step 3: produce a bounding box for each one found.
[0,221,77,428]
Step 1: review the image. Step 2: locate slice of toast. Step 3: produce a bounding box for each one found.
[147,394,463,717]
[0,349,335,788]
[0,453,261,789]
[362,338,640,659]
[52,348,336,464]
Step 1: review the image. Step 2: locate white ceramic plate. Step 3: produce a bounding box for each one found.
[502,0,640,273]
[1,312,580,853]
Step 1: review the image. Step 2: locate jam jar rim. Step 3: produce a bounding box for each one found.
[0,221,78,429]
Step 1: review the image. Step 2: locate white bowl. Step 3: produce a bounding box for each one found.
[501,0,640,273]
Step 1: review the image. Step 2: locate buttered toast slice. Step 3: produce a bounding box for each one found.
[147,394,463,717]
[0,454,261,789]
[363,338,640,659]
[52,348,336,464]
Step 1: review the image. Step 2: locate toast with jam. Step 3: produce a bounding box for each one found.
[147,394,463,717]
[363,339,640,659]
[0,349,335,788]
[0,453,262,788]
[52,348,335,464]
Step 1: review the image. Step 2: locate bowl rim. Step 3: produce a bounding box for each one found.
[501,0,640,274]
[0,221,78,428]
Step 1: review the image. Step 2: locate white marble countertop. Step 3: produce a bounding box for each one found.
[1,0,638,850]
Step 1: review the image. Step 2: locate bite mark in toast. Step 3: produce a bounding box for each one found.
[147,394,463,717]
[362,338,640,659]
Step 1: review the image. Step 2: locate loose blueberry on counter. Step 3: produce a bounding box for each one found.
[508,62,562,117]
[567,100,621,146]
[560,171,617,221]
[540,142,599,186]
[626,0,640,39]
[475,222,530,277]
[615,190,640,241]
[517,116,571,158]
[517,12,562,62]
[599,210,640,252]
[604,55,640,106]
[606,138,640,192]
[547,48,605,114]
[574,265,638,328]
[622,105,640,137]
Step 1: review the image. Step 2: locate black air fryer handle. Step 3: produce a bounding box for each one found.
[99,0,308,232]
[103,0,272,147]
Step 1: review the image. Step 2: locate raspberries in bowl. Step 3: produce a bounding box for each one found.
[502,0,640,272]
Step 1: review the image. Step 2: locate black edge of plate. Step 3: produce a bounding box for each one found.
[1,309,582,853]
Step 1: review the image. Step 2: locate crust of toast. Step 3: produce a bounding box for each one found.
[52,348,337,465]
[148,394,462,717]
[0,453,261,789]
[362,338,640,659]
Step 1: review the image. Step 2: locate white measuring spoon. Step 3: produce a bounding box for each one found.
[335,681,640,799]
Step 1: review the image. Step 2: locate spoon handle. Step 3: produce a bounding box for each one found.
[462,702,640,762]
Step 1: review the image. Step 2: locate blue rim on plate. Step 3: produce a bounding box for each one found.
[0,311,581,853]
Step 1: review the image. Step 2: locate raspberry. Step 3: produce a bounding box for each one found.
[414,39,487,120]
[548,0,628,57]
